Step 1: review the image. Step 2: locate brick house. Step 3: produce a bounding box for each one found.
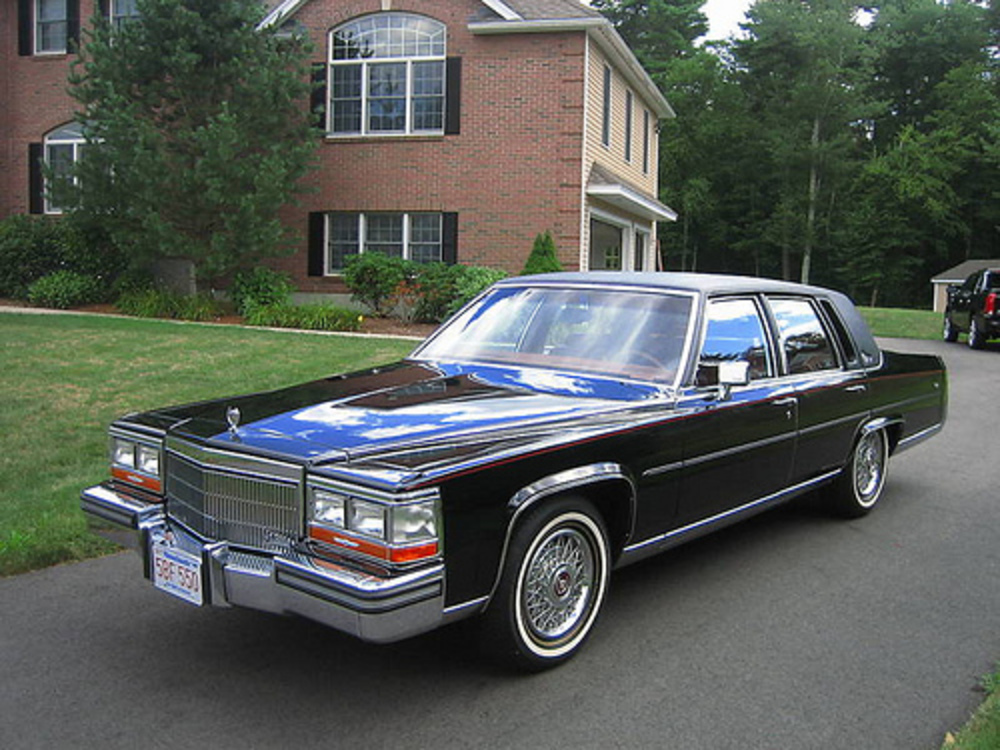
[1,0,675,292]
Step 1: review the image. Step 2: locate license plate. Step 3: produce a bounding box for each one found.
[152,544,204,606]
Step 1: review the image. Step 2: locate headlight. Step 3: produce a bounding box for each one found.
[113,438,136,468]
[313,490,346,528]
[137,444,160,476]
[307,481,442,565]
[109,430,164,494]
[391,502,437,544]
[349,499,386,540]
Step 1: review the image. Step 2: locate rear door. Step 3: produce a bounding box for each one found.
[765,296,870,483]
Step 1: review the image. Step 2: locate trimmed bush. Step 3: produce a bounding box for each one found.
[230,267,293,315]
[521,231,563,275]
[26,271,104,309]
[446,266,508,318]
[342,253,413,316]
[244,303,363,332]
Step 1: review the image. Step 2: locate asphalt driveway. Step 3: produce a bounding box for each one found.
[1,337,997,749]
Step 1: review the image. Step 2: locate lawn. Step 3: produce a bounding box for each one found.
[859,305,943,340]
[0,312,415,576]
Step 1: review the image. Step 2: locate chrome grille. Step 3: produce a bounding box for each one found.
[165,438,302,550]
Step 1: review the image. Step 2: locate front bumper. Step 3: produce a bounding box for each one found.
[80,483,445,644]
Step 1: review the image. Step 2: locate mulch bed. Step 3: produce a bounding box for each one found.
[0,298,438,339]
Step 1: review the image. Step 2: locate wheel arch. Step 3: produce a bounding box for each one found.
[860,416,904,456]
[483,463,636,609]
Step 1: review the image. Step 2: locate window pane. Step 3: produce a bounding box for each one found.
[329,213,360,271]
[334,14,445,60]
[368,63,406,132]
[590,219,622,271]
[409,214,442,263]
[769,298,838,374]
[365,214,404,258]
[412,61,444,131]
[331,65,362,133]
[700,299,771,380]
[38,0,66,21]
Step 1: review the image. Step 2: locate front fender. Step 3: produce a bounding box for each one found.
[473,463,636,611]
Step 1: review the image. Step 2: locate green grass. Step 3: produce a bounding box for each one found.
[0,312,415,576]
[943,667,1000,749]
[859,306,943,340]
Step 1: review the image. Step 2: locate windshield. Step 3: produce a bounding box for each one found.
[415,286,694,385]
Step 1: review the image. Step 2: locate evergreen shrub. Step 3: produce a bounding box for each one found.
[26,271,104,309]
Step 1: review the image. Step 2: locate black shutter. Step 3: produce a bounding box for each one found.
[308,212,326,276]
[445,57,462,136]
[442,213,458,265]
[98,0,109,18]
[18,0,32,56]
[310,63,327,133]
[67,0,80,50]
[29,143,45,215]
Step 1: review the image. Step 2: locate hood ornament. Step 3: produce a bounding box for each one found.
[226,406,241,435]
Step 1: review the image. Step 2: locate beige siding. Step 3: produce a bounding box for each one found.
[584,41,658,196]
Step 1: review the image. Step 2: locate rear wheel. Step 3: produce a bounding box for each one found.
[968,316,986,349]
[482,497,610,671]
[829,428,889,518]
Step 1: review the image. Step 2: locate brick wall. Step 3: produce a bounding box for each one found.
[281,0,589,292]
[0,1,100,218]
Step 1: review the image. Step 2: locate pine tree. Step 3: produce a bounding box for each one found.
[66,0,317,281]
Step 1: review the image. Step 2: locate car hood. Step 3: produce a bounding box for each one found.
[137,361,665,467]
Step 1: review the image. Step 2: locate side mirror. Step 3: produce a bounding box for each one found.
[696,360,750,401]
[718,360,750,388]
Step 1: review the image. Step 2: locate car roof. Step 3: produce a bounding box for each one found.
[504,271,834,297]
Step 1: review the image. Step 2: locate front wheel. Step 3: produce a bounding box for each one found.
[829,428,889,518]
[481,497,610,671]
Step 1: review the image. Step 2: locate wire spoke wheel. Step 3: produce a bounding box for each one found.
[484,498,610,670]
[521,526,595,642]
[853,430,886,507]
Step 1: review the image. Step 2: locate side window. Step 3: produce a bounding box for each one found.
[818,299,859,367]
[769,298,838,375]
[699,298,772,381]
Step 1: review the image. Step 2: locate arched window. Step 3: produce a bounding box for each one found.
[44,122,85,214]
[328,13,446,135]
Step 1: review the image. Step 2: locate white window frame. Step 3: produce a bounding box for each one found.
[43,123,85,215]
[35,0,68,55]
[325,212,444,274]
[587,208,653,272]
[601,65,612,148]
[642,109,651,175]
[327,14,446,138]
[624,89,633,163]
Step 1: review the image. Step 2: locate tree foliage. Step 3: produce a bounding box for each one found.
[596,0,1000,307]
[66,0,317,281]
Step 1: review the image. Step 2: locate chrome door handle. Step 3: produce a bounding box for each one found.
[845,384,868,393]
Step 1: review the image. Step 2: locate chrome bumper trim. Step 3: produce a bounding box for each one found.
[80,484,446,643]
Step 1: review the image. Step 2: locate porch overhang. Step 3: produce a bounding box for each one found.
[587,183,677,223]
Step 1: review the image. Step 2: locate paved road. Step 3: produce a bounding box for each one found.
[2,338,998,749]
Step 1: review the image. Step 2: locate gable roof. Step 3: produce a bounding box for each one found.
[932,259,1000,284]
[258,1,673,118]
[477,0,604,21]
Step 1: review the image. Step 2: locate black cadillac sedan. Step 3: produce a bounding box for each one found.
[81,272,947,669]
